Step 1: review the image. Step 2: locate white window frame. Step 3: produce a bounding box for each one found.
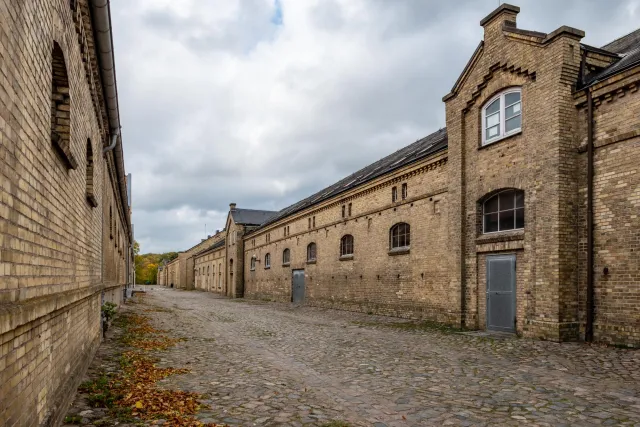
[481,88,522,146]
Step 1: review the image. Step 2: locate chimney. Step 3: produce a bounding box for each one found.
[216,229,220,234]
[480,3,519,40]
[229,203,237,211]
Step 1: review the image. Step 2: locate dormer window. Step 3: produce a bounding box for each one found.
[482,88,521,145]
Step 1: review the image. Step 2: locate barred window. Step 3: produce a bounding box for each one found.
[340,235,354,257]
[390,223,410,249]
[307,243,317,262]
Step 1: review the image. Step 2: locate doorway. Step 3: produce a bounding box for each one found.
[292,269,305,305]
[486,254,516,332]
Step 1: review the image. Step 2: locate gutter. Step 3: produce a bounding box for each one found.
[89,0,131,239]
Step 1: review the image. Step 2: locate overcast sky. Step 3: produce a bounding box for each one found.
[112,0,639,254]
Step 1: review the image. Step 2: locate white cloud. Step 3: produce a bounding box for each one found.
[112,0,640,253]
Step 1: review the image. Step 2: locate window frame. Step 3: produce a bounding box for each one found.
[392,186,398,203]
[282,248,290,266]
[389,222,411,250]
[482,189,525,234]
[307,242,317,262]
[250,256,256,271]
[264,253,271,269]
[401,183,407,200]
[481,88,522,146]
[340,235,354,258]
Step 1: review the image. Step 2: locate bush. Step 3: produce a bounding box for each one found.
[101,302,117,322]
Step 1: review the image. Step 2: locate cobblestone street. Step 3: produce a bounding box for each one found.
[113,287,640,427]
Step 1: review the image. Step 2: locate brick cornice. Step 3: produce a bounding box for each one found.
[462,62,536,113]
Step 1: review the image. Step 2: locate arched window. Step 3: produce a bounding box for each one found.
[482,88,522,145]
[86,139,97,207]
[250,256,256,271]
[51,42,77,169]
[264,253,271,269]
[307,243,317,262]
[282,248,290,265]
[483,189,524,233]
[340,235,354,257]
[390,223,410,249]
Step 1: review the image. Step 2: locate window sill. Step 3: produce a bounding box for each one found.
[339,255,354,261]
[306,260,316,265]
[52,132,78,170]
[282,263,290,268]
[86,193,98,208]
[480,129,522,150]
[264,266,270,270]
[250,269,255,272]
[388,247,410,256]
[476,229,524,244]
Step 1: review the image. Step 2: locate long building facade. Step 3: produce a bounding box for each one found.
[0,0,133,425]
[165,4,640,347]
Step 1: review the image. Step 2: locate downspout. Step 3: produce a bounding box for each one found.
[585,87,594,342]
[103,128,119,154]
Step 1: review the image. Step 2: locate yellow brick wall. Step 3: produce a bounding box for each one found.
[243,154,456,321]
[0,0,131,423]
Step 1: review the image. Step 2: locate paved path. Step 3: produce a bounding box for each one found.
[145,287,640,426]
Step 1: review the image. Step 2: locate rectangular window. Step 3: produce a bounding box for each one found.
[342,205,346,218]
[308,218,311,229]
[401,183,407,200]
[348,203,352,216]
[312,216,315,228]
[392,186,398,202]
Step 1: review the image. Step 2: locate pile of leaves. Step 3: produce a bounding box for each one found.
[86,312,224,426]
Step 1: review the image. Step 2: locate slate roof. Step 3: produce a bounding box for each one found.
[583,28,640,87]
[231,208,278,226]
[250,128,448,233]
[195,239,226,256]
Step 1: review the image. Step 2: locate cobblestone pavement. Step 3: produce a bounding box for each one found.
[112,288,640,426]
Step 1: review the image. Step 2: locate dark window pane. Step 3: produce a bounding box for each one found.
[505,91,520,106]
[486,98,500,115]
[499,191,515,210]
[515,191,524,208]
[505,114,521,133]
[484,195,499,213]
[515,208,525,229]
[499,209,515,231]
[484,213,499,233]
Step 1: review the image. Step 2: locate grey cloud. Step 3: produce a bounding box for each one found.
[112,0,639,254]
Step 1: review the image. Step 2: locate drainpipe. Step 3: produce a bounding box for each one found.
[103,128,119,154]
[585,88,594,342]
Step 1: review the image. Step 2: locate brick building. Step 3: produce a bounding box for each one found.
[0,0,133,425]
[168,4,639,347]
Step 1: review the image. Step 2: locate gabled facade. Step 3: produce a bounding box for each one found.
[171,4,640,347]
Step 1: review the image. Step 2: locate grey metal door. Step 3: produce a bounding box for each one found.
[486,255,516,332]
[292,269,305,304]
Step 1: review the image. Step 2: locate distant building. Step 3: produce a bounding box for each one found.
[166,4,640,347]
[0,0,133,424]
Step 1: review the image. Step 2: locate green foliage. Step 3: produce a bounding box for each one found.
[101,302,117,322]
[63,415,82,424]
[79,374,121,409]
[135,250,178,284]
